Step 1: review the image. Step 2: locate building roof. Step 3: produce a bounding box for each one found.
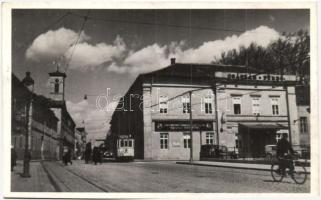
[49,70,67,78]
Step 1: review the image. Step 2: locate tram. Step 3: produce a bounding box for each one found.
[115,135,134,161]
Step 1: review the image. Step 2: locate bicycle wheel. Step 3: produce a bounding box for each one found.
[291,165,307,184]
[271,164,284,182]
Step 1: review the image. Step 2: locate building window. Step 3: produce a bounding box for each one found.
[252,97,260,115]
[183,133,191,148]
[54,79,60,93]
[271,98,279,115]
[300,117,308,133]
[159,96,168,114]
[232,96,241,115]
[206,132,214,144]
[182,96,190,114]
[160,133,168,149]
[204,97,213,114]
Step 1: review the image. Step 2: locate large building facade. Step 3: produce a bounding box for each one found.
[109,60,302,160]
[12,73,59,160]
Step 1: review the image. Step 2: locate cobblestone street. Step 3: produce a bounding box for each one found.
[12,160,310,193]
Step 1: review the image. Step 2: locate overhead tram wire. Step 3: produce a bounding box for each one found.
[64,11,90,73]
[13,12,71,55]
[68,12,245,33]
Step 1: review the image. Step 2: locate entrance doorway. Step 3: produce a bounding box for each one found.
[249,129,276,157]
[239,123,287,158]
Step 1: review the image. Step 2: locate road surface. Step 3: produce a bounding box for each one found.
[43,160,310,193]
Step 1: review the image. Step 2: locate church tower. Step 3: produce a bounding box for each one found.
[48,64,66,103]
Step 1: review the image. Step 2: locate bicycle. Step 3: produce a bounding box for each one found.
[270,154,307,184]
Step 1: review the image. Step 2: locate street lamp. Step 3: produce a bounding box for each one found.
[21,71,34,178]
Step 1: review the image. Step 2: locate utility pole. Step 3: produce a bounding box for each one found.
[189,91,193,163]
[212,74,220,146]
[21,72,34,178]
[284,83,292,145]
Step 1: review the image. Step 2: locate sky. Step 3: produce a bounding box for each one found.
[12,9,310,141]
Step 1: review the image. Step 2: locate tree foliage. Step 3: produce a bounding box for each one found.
[213,30,310,84]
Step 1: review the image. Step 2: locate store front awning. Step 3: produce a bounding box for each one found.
[239,123,288,129]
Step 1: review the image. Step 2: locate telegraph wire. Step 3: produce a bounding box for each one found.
[13,12,71,55]
[64,10,90,73]
[68,12,245,33]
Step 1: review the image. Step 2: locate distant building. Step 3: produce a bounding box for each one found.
[75,127,87,159]
[110,59,301,160]
[295,85,310,146]
[12,73,59,160]
[48,67,76,160]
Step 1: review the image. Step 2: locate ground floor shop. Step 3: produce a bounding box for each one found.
[140,120,292,160]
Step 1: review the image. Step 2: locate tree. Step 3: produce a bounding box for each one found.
[214,30,310,84]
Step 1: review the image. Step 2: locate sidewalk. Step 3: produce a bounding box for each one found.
[11,160,56,192]
[176,161,310,174]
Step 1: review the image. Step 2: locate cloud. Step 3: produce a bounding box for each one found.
[26,27,89,62]
[66,100,118,141]
[26,28,126,71]
[107,25,281,75]
[66,36,126,70]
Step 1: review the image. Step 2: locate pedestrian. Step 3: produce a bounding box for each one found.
[84,142,92,164]
[98,147,103,164]
[62,147,68,165]
[92,147,99,165]
[67,148,73,165]
[11,146,17,171]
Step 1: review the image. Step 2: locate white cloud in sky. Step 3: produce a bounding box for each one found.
[108,25,281,75]
[26,28,126,70]
[65,36,126,70]
[26,27,89,62]
[27,25,280,75]
[66,100,118,141]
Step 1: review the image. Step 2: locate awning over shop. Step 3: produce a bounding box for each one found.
[239,123,288,130]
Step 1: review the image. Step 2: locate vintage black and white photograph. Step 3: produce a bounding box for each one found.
[2,2,318,198]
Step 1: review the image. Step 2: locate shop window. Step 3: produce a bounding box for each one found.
[182,96,190,114]
[206,132,214,144]
[159,96,168,114]
[252,97,260,115]
[183,133,191,148]
[160,133,168,149]
[270,98,280,115]
[300,117,308,133]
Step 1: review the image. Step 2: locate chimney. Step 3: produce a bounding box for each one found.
[170,58,176,65]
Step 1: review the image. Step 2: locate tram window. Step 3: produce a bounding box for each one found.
[120,140,124,147]
[128,140,132,147]
[124,140,128,147]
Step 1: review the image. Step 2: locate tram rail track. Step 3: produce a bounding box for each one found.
[41,161,110,192]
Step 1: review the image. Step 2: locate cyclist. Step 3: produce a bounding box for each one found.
[276,134,295,175]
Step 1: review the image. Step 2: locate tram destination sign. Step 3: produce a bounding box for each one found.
[155,121,214,131]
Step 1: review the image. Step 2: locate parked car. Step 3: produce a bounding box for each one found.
[103,151,114,158]
[264,144,277,162]
[265,144,307,161]
[200,145,228,159]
